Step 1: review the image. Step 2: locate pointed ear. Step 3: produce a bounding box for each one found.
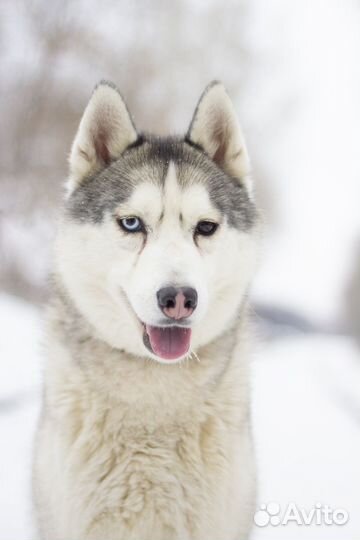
[68,81,138,192]
[186,81,251,181]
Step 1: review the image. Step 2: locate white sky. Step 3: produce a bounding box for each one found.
[246,0,360,326]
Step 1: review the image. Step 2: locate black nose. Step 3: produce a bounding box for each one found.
[157,286,198,320]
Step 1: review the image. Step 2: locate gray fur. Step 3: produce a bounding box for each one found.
[66,135,257,229]
[34,82,260,540]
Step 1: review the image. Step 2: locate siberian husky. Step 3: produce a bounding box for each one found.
[33,80,260,540]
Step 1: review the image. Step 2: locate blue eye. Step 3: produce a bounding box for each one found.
[117,216,144,233]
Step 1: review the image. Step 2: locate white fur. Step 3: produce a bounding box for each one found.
[34,315,256,540]
[188,82,253,194]
[68,83,137,193]
[34,82,260,540]
[55,163,258,362]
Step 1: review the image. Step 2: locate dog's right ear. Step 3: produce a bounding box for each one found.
[68,81,138,193]
[186,81,251,182]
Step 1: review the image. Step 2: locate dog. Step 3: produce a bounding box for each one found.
[33,80,260,540]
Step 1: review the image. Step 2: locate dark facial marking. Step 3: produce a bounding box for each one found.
[206,172,257,230]
[182,140,257,230]
[66,161,135,223]
[66,134,257,230]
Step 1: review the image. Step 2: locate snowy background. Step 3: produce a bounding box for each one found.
[1,0,360,538]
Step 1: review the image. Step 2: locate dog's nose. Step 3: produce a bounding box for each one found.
[157,286,197,320]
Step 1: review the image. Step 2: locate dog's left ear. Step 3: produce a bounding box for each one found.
[68,81,138,193]
[186,81,251,181]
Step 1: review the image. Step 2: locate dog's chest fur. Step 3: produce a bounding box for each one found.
[34,295,255,540]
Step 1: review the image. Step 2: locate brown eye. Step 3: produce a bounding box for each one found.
[195,221,218,237]
[117,216,144,233]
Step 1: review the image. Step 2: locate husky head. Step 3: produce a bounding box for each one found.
[55,80,259,363]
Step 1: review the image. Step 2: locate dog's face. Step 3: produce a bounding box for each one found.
[55,81,259,363]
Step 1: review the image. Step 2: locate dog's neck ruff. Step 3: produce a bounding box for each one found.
[48,278,248,405]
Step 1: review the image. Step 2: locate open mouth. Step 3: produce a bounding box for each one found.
[143,324,192,361]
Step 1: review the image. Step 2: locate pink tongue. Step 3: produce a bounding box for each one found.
[146,325,192,360]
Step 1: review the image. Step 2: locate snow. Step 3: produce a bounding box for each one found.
[251,335,360,539]
[0,295,42,540]
[1,295,360,539]
[0,294,42,399]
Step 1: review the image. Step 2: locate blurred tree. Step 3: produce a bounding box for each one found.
[0,0,274,303]
[344,240,360,344]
